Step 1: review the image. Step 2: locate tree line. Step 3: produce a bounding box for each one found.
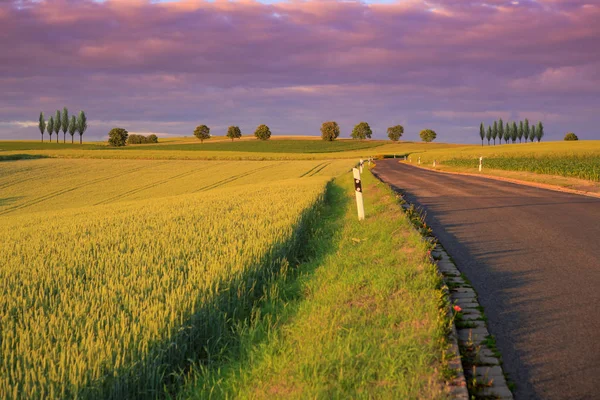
[192,122,437,143]
[478,119,544,146]
[38,108,88,144]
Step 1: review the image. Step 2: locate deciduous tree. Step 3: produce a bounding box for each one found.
[387,124,404,142]
[321,121,340,141]
[486,126,492,145]
[512,122,519,143]
[530,125,536,143]
[108,128,129,147]
[498,119,504,144]
[524,119,531,142]
[226,126,242,141]
[564,132,578,141]
[492,121,498,145]
[518,121,524,143]
[351,122,372,140]
[254,124,272,140]
[419,129,437,143]
[194,125,211,142]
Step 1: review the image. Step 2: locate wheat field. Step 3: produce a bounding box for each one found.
[0,158,351,398]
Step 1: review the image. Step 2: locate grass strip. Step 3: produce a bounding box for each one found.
[178,170,450,399]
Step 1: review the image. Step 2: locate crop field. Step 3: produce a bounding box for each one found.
[401,141,600,182]
[0,158,352,398]
[0,158,351,216]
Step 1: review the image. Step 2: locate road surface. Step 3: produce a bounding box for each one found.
[373,160,600,400]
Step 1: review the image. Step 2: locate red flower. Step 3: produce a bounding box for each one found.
[453,305,462,312]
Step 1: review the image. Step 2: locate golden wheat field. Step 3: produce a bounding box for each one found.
[0,158,351,398]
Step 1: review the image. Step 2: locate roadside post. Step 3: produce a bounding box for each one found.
[479,156,483,172]
[359,159,364,174]
[353,168,365,221]
[433,160,437,167]
[418,157,421,165]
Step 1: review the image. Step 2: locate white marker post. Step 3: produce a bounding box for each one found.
[433,160,437,167]
[353,168,365,221]
[418,157,421,165]
[479,156,483,172]
[359,159,364,174]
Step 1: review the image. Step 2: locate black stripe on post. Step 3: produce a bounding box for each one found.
[354,178,362,192]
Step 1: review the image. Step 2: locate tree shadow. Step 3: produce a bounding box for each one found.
[79,180,349,399]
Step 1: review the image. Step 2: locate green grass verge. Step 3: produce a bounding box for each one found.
[177,170,449,399]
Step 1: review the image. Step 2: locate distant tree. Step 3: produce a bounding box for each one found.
[479,123,485,146]
[512,122,519,143]
[420,129,437,143]
[492,121,498,145]
[564,132,578,141]
[61,107,69,143]
[530,125,536,143]
[536,121,544,142]
[524,119,531,143]
[518,121,524,143]
[68,116,77,143]
[503,126,510,144]
[76,111,88,144]
[47,116,54,142]
[387,124,404,142]
[510,122,517,143]
[226,126,242,141]
[351,122,372,140]
[127,134,159,144]
[108,128,129,147]
[498,119,504,145]
[254,124,272,140]
[321,121,340,141]
[38,112,46,142]
[194,125,211,142]
[486,126,492,145]
[54,110,61,143]
[148,134,158,143]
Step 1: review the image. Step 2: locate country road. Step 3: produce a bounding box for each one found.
[373,160,600,400]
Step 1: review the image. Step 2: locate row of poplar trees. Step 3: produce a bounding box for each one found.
[479,119,544,146]
[38,108,88,144]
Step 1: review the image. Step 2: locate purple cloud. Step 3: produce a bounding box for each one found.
[1,0,599,141]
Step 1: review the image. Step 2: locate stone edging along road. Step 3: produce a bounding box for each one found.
[396,161,600,199]
[373,169,513,399]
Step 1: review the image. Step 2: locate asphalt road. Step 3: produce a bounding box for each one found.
[373,160,600,400]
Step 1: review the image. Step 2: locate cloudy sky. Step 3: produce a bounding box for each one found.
[1,0,599,142]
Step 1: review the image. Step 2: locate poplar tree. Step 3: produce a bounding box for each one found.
[54,110,61,143]
[76,111,88,144]
[536,121,544,142]
[517,121,524,143]
[47,116,54,141]
[492,121,498,145]
[479,123,485,146]
[531,125,536,142]
[504,125,510,143]
[498,119,504,145]
[38,112,46,142]
[524,119,530,143]
[486,126,492,145]
[61,107,69,143]
[68,116,77,143]
[512,121,518,143]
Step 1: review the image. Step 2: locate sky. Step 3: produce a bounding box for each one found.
[1,0,599,143]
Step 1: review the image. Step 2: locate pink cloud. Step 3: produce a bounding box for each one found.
[0,0,598,141]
